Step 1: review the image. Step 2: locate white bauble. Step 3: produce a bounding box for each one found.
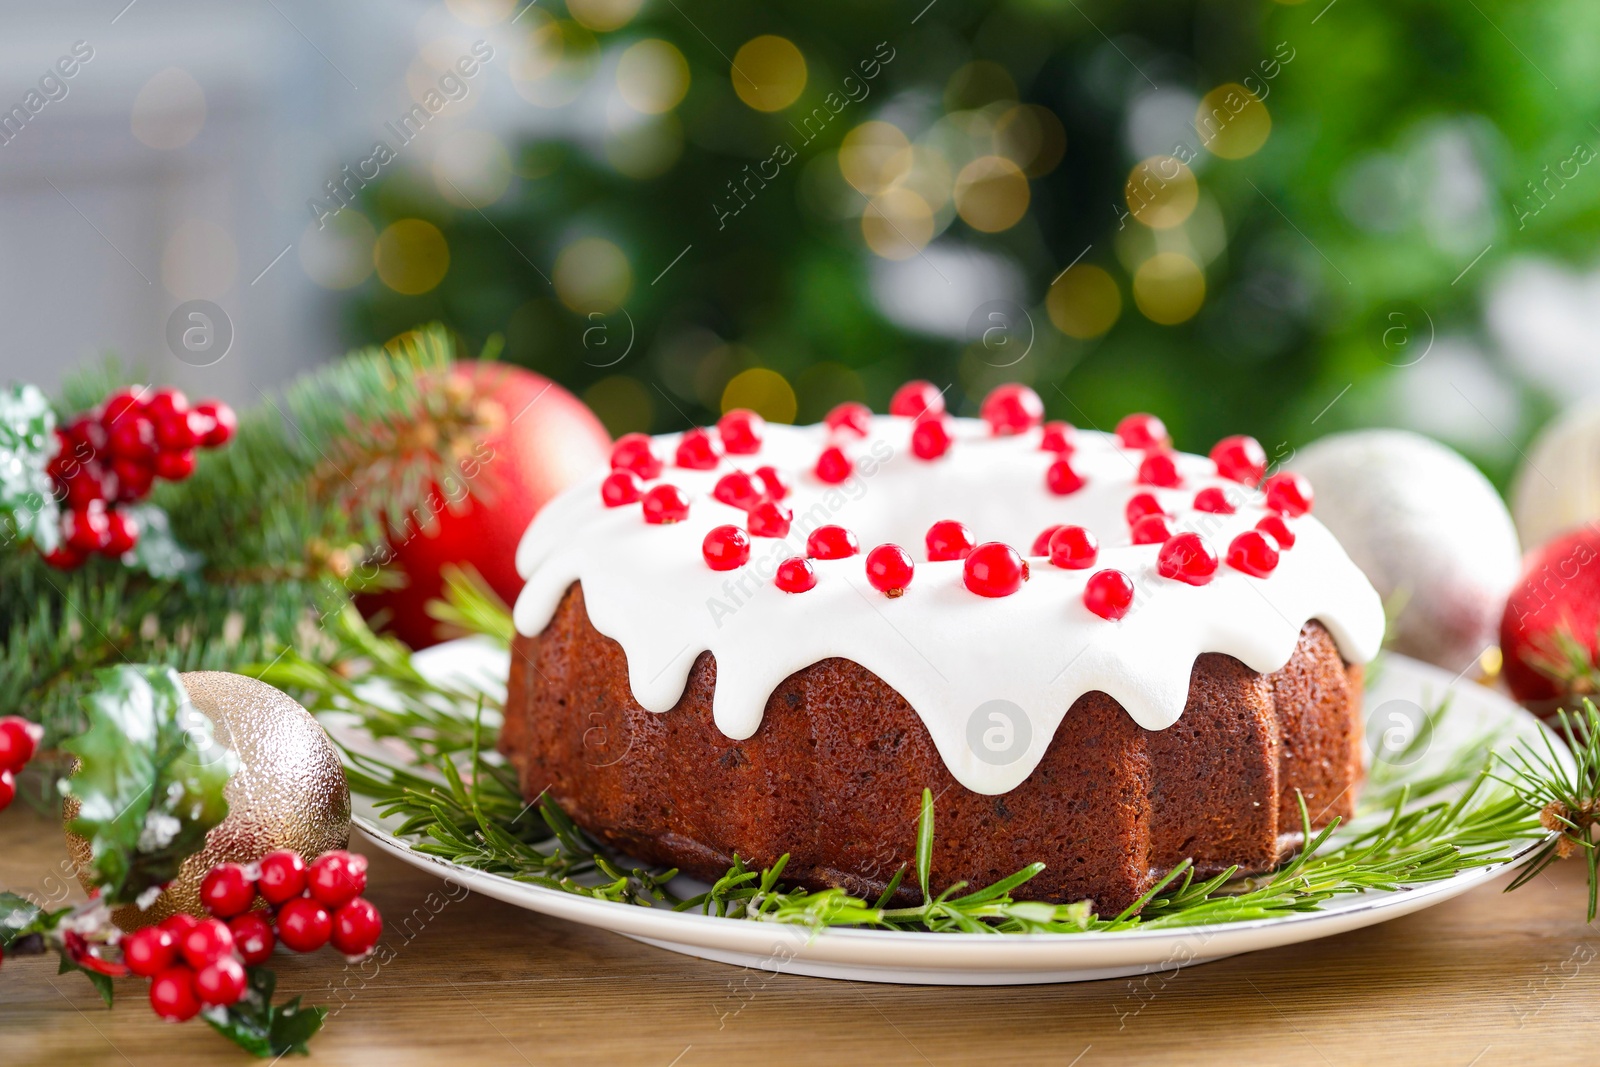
[1511,400,1600,550]
[1290,430,1521,672]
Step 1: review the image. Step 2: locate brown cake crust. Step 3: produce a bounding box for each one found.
[500,583,1364,913]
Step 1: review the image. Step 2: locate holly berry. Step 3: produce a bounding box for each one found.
[101,388,146,428]
[1137,451,1182,489]
[1039,421,1075,453]
[0,770,14,814]
[149,966,201,1022]
[102,509,140,555]
[194,955,247,1007]
[641,484,691,524]
[890,380,945,420]
[199,863,257,918]
[1046,456,1086,495]
[160,913,200,939]
[307,849,369,910]
[747,500,792,538]
[865,544,914,597]
[815,446,853,484]
[910,417,953,460]
[155,409,208,452]
[1192,487,1236,514]
[1115,413,1169,451]
[712,470,763,510]
[1084,569,1135,620]
[1030,525,1066,557]
[1157,533,1219,586]
[179,918,235,968]
[1125,492,1166,526]
[111,458,154,501]
[703,525,751,571]
[1262,471,1314,517]
[1256,514,1296,550]
[980,384,1044,435]
[601,469,644,507]
[121,926,177,978]
[1049,526,1099,570]
[1227,530,1280,578]
[1131,513,1175,545]
[675,428,723,470]
[330,897,384,958]
[64,503,111,554]
[611,433,663,479]
[806,525,860,560]
[41,544,85,570]
[717,409,765,454]
[0,716,43,773]
[825,401,873,437]
[192,400,236,447]
[1211,435,1267,485]
[927,520,977,562]
[256,850,309,905]
[775,557,817,593]
[964,542,1029,597]
[754,465,790,500]
[228,912,276,967]
[153,448,197,482]
[143,387,188,422]
[275,897,333,953]
[106,414,157,460]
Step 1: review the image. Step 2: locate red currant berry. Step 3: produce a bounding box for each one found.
[101,389,146,428]
[600,469,643,507]
[702,525,751,571]
[610,433,663,479]
[815,445,853,484]
[1049,526,1099,570]
[1263,471,1314,517]
[199,863,257,918]
[1210,435,1267,485]
[865,544,914,597]
[1157,533,1219,586]
[1084,569,1135,620]
[1256,514,1296,549]
[712,470,763,510]
[153,449,196,481]
[889,380,945,419]
[228,912,276,967]
[64,503,111,554]
[194,955,247,1007]
[0,717,43,773]
[41,543,85,570]
[717,409,765,454]
[330,897,384,958]
[775,556,817,593]
[1192,487,1236,514]
[1115,413,1169,451]
[275,897,332,953]
[806,525,860,560]
[963,542,1029,597]
[149,966,201,1022]
[180,918,235,968]
[1137,451,1182,488]
[1125,492,1166,526]
[747,499,792,538]
[143,387,188,422]
[192,400,236,447]
[641,484,691,524]
[0,770,14,813]
[111,458,154,501]
[1046,456,1086,495]
[910,416,953,460]
[754,465,790,500]
[825,401,873,437]
[1131,513,1175,545]
[1227,530,1281,578]
[107,415,157,460]
[674,427,723,470]
[256,850,308,905]
[121,926,177,978]
[927,520,977,562]
[159,913,200,939]
[980,384,1044,435]
[1039,421,1075,453]
[101,509,140,555]
[1030,525,1067,557]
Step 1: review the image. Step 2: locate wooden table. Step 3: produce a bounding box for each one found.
[3,805,1597,1066]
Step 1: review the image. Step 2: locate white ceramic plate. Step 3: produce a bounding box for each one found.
[350,642,1560,985]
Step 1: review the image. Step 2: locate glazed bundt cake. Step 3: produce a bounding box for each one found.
[500,384,1384,912]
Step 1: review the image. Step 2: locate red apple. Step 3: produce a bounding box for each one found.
[359,362,610,648]
[1500,524,1600,708]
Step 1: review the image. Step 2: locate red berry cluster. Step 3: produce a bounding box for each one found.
[42,386,236,569]
[123,849,380,1023]
[0,716,43,814]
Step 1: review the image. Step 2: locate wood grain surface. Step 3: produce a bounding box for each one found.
[3,804,1597,1066]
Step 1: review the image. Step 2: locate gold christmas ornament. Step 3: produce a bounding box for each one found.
[67,671,350,929]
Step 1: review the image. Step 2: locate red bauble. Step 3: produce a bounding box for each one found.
[358,363,610,649]
[1501,527,1600,705]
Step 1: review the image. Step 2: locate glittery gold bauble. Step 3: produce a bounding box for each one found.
[66,671,350,929]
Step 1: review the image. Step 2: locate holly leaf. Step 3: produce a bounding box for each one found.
[0,891,65,950]
[61,665,238,906]
[0,383,61,553]
[56,946,115,1006]
[205,967,328,1058]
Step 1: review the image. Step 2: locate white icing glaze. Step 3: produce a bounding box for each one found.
[513,416,1385,795]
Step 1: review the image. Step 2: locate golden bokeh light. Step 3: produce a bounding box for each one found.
[374,219,450,295]
[862,187,935,260]
[512,19,598,108]
[606,112,684,179]
[944,60,1017,112]
[298,211,377,290]
[1196,83,1271,160]
[616,39,690,114]
[954,155,1030,233]
[444,0,516,26]
[721,368,798,424]
[731,36,807,112]
[838,121,913,195]
[583,375,654,435]
[1125,155,1199,229]
[1047,264,1122,340]
[553,237,632,314]
[568,0,644,32]
[1133,252,1206,325]
[994,104,1066,177]
[434,130,512,206]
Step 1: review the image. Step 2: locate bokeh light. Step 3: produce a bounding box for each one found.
[944,61,1016,111]
[513,19,599,108]
[1047,264,1122,339]
[731,36,807,112]
[374,219,451,295]
[838,121,913,195]
[616,39,690,114]
[553,237,632,314]
[583,374,654,434]
[1197,84,1271,160]
[605,111,685,179]
[1133,252,1205,325]
[721,368,798,423]
[1125,155,1198,229]
[298,212,377,290]
[862,188,936,260]
[568,0,644,32]
[994,104,1067,177]
[130,68,207,149]
[434,130,513,206]
[161,219,237,300]
[954,155,1030,233]
[445,0,516,26]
